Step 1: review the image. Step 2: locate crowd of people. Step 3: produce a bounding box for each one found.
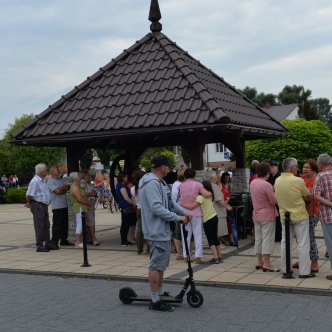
[134,154,332,310]
[249,153,332,280]
[112,161,236,264]
[1,174,19,188]
[23,152,332,310]
[25,164,101,252]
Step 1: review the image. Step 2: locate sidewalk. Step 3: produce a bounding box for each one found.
[1,204,332,295]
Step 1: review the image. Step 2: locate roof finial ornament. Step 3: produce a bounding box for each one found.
[149,0,162,33]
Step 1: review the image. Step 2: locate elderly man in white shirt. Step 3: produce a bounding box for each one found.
[26,163,55,252]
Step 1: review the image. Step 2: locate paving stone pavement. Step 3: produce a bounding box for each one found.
[1,204,332,295]
[1,273,332,332]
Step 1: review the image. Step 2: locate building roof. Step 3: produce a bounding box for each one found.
[12,7,285,147]
[263,104,298,122]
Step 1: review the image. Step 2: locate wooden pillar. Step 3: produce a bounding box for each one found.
[66,143,89,242]
[222,131,246,168]
[184,138,205,170]
[124,148,145,178]
[66,143,88,173]
[235,137,246,168]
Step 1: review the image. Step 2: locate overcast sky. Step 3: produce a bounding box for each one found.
[1,0,332,137]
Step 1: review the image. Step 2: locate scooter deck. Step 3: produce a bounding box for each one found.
[129,295,183,303]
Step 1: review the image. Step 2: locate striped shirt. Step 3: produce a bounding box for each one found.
[26,175,51,205]
[313,167,332,224]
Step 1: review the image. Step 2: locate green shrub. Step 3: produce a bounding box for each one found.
[139,148,176,171]
[4,187,27,203]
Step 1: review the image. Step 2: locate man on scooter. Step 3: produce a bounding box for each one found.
[139,156,189,311]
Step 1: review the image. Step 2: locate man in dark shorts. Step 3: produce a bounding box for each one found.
[139,156,189,311]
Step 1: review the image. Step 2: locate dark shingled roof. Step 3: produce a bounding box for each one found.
[263,104,298,122]
[12,32,285,145]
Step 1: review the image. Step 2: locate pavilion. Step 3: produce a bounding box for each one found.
[12,0,286,174]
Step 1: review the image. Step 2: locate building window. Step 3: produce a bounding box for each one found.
[216,143,224,153]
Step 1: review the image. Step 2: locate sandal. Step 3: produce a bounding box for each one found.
[263,266,280,272]
[255,265,263,270]
[292,262,299,269]
[209,258,219,264]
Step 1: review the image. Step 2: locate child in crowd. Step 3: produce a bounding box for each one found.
[180,181,223,264]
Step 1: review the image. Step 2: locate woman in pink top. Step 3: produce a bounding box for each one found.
[179,168,211,264]
[250,163,279,272]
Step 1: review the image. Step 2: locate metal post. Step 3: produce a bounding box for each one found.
[81,211,91,267]
[182,224,193,274]
[282,212,293,279]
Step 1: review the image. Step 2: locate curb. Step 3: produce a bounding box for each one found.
[0,268,331,298]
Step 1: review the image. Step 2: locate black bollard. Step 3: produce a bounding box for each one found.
[282,211,293,279]
[182,223,193,274]
[81,211,91,267]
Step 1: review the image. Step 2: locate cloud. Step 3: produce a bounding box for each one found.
[1,0,331,135]
[232,44,332,98]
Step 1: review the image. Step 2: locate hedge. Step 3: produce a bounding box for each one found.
[3,187,27,203]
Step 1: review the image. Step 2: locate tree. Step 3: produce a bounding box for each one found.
[246,119,332,167]
[278,85,304,104]
[240,84,332,123]
[0,114,65,184]
[139,148,176,171]
[256,92,278,107]
[239,86,278,107]
[240,86,258,101]
[311,98,332,124]
[278,85,319,120]
[94,148,125,170]
[95,148,112,170]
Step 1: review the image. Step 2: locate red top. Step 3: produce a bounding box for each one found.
[249,175,258,184]
[221,183,230,202]
[301,175,318,215]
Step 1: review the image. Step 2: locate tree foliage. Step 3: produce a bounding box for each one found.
[246,119,332,167]
[240,84,332,123]
[278,85,319,120]
[95,148,112,169]
[95,148,125,170]
[139,148,176,171]
[0,114,65,184]
[312,98,332,125]
[239,86,278,107]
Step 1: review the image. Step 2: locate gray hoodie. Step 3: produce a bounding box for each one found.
[139,172,184,241]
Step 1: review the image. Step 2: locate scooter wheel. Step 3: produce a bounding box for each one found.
[187,290,204,308]
[119,287,137,304]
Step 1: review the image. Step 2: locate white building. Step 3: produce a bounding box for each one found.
[204,143,233,169]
